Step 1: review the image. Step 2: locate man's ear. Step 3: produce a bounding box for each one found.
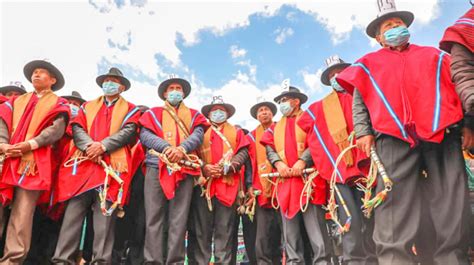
[51,77,57,86]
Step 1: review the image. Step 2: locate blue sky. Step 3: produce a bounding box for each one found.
[1,0,471,128]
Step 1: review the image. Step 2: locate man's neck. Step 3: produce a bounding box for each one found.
[288,107,301,117]
[34,87,52,97]
[261,121,272,129]
[105,94,120,102]
[388,43,409,52]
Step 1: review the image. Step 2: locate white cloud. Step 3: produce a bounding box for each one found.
[292,0,440,44]
[229,45,247,58]
[301,68,324,95]
[274,27,294,44]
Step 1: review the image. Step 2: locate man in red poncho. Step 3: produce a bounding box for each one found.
[52,67,140,264]
[260,83,331,264]
[298,55,376,265]
[0,60,69,263]
[336,0,471,263]
[189,96,249,264]
[246,99,282,264]
[138,76,208,264]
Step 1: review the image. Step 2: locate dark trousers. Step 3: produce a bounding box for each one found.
[281,204,332,265]
[336,184,377,265]
[254,205,282,265]
[52,190,117,265]
[373,130,471,265]
[188,187,239,264]
[112,169,145,265]
[24,210,62,265]
[242,214,257,265]
[143,167,194,265]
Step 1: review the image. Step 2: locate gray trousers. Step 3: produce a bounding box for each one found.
[281,204,332,265]
[373,129,471,265]
[52,190,117,265]
[189,186,238,265]
[255,205,282,265]
[143,167,194,265]
[336,184,377,265]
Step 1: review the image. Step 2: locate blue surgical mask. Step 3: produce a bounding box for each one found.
[210,109,227,124]
[166,90,184,106]
[330,75,345,93]
[70,104,79,118]
[383,26,410,47]
[279,101,293,116]
[101,81,121,96]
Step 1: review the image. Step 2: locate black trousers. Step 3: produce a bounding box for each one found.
[373,129,471,265]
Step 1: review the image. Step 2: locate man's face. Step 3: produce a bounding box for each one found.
[31,68,56,90]
[4,91,22,98]
[210,105,227,114]
[256,105,273,124]
[164,83,183,98]
[103,76,125,94]
[328,68,344,81]
[279,96,300,109]
[375,17,407,46]
[68,99,82,107]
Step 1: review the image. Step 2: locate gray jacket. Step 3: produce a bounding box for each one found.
[451,43,474,127]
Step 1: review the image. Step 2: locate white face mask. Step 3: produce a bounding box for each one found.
[70,104,79,118]
[209,109,227,123]
[279,101,293,116]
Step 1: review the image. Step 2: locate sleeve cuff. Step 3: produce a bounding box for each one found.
[28,140,39,150]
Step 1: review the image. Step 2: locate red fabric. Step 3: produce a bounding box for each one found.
[0,95,70,206]
[298,92,369,184]
[139,107,209,200]
[208,127,249,207]
[337,44,463,147]
[54,101,140,204]
[260,119,327,219]
[247,126,275,208]
[0,95,7,104]
[440,8,474,53]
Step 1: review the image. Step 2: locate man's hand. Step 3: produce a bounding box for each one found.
[2,143,21,158]
[203,164,222,178]
[275,161,291,178]
[9,142,32,156]
[356,135,375,157]
[462,127,474,149]
[245,187,256,207]
[86,142,105,160]
[291,159,306,176]
[165,147,185,163]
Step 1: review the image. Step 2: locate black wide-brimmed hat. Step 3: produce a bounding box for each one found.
[96,67,131,91]
[321,55,351,86]
[62,91,86,104]
[158,76,191,100]
[201,96,236,119]
[274,86,308,104]
[250,100,277,120]
[23,60,65,91]
[0,81,27,95]
[366,0,414,38]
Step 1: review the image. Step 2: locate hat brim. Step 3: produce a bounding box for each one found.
[250,101,277,120]
[321,63,351,86]
[158,78,191,100]
[0,86,26,95]
[201,103,236,119]
[24,60,65,91]
[62,95,86,104]
[366,11,414,38]
[274,92,308,105]
[96,74,131,91]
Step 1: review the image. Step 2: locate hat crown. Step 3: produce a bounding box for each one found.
[325,55,345,68]
[9,81,24,89]
[71,91,82,98]
[107,67,124,77]
[377,0,398,17]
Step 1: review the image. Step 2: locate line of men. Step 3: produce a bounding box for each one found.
[0,0,473,264]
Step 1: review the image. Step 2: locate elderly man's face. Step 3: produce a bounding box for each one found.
[257,105,273,124]
[103,76,125,94]
[67,99,82,107]
[328,68,344,81]
[31,68,56,91]
[164,83,183,98]
[210,105,227,114]
[375,17,407,46]
[4,91,22,98]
